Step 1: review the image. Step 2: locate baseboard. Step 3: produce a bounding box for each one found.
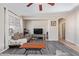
[0,47,9,53]
[61,40,79,52]
[65,39,75,44]
[47,39,58,41]
[75,43,79,47]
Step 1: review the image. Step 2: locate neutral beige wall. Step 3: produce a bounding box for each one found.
[0,5,4,51]
[23,13,67,41]
[65,10,76,44]
[23,20,48,34]
[74,7,79,46]
[76,9,79,46]
[48,14,67,41]
[64,6,79,46]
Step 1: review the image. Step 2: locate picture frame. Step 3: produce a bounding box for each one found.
[51,21,56,26]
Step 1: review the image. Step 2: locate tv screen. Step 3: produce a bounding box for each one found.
[34,28,43,34]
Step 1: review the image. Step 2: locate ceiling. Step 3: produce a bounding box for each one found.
[4,3,79,16]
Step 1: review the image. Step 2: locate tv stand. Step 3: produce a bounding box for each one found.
[32,34,45,40]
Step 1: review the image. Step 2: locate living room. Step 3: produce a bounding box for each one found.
[1,3,79,56]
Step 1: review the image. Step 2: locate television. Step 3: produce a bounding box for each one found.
[34,28,43,34]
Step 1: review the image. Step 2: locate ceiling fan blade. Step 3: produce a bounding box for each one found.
[48,3,55,6]
[39,5,42,11]
[27,3,33,7]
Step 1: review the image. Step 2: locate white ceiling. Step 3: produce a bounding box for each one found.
[4,3,79,16]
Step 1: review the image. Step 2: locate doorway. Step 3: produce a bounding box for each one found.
[58,18,65,42]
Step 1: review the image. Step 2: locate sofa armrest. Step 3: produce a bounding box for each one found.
[9,38,27,45]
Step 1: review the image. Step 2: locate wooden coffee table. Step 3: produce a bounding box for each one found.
[20,42,45,55]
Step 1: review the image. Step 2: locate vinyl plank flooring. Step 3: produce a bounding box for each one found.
[1,41,79,56]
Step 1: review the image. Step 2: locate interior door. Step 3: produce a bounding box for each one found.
[62,23,65,41]
[58,19,65,42]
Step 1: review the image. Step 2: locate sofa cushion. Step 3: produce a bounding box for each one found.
[12,32,21,40]
[19,33,24,38]
[18,38,27,45]
[9,38,27,45]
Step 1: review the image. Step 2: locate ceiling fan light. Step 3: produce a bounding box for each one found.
[27,3,33,7]
[48,3,55,6]
[39,5,42,11]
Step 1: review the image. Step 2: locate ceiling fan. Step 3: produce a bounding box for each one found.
[26,3,55,11]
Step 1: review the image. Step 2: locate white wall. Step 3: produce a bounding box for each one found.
[64,6,79,46]
[65,11,77,44]
[75,7,79,46]
[76,9,79,46]
[0,5,5,51]
[4,8,10,49]
[23,12,68,41]
[23,20,48,34]
[48,13,67,41]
